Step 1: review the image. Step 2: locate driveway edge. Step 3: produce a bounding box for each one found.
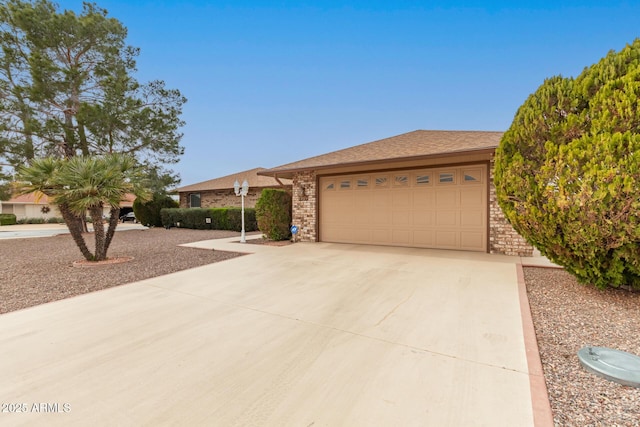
[516,263,554,427]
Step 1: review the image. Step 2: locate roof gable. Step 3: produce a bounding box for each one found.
[261,130,502,176]
[176,167,292,192]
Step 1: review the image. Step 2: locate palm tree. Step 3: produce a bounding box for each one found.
[16,154,148,261]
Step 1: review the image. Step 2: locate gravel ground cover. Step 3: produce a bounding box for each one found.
[525,267,640,426]
[0,228,243,315]
[2,229,639,425]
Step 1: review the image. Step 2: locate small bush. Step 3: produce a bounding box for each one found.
[134,194,179,227]
[255,189,292,241]
[46,217,65,224]
[16,217,46,224]
[0,213,17,226]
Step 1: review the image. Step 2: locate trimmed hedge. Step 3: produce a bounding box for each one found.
[16,217,45,224]
[0,213,17,226]
[255,188,292,241]
[160,207,257,232]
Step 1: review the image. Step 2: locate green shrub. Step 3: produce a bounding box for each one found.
[0,213,16,225]
[16,217,46,224]
[495,39,640,290]
[226,207,257,232]
[46,217,64,223]
[160,207,257,232]
[133,194,179,227]
[255,189,292,241]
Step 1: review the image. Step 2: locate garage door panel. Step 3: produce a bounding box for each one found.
[435,230,458,248]
[435,189,458,207]
[461,210,484,227]
[392,211,411,226]
[413,190,435,209]
[392,229,411,245]
[371,211,391,225]
[460,188,484,207]
[320,164,487,252]
[372,192,391,207]
[436,210,458,227]
[461,231,484,251]
[372,229,391,243]
[392,190,411,207]
[352,228,372,243]
[413,230,434,246]
[412,210,434,227]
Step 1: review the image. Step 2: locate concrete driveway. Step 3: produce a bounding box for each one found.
[0,239,541,426]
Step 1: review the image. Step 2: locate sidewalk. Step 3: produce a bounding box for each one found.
[0,222,146,239]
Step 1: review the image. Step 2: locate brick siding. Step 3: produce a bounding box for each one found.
[291,171,317,241]
[179,188,263,209]
[488,157,534,256]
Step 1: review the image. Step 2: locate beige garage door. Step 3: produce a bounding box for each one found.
[319,165,487,251]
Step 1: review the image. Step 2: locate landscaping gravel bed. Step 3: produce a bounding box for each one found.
[0,228,244,315]
[525,267,640,426]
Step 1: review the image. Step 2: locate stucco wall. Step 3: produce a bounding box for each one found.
[0,203,62,220]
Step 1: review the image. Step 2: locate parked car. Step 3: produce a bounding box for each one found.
[120,212,137,223]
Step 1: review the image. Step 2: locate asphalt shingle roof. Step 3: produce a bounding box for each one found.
[176,167,291,192]
[260,130,503,176]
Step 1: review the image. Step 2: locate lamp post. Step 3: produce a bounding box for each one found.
[234,179,249,243]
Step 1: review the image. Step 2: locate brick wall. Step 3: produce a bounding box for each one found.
[488,157,534,256]
[179,188,271,209]
[291,171,317,241]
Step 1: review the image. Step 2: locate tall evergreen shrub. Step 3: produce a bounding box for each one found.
[495,39,640,289]
[133,194,178,227]
[255,189,292,241]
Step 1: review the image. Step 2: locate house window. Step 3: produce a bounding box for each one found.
[439,172,455,184]
[394,175,408,186]
[189,193,201,208]
[416,174,431,185]
[463,169,482,183]
[375,176,388,187]
[324,181,335,190]
[357,178,368,188]
[340,180,351,189]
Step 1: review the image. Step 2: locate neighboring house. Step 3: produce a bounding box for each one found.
[0,193,61,220]
[176,167,292,209]
[0,192,136,220]
[260,130,533,256]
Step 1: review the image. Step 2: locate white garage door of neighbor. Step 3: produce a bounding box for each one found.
[319,165,488,252]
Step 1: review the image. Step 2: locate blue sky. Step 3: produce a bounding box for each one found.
[55,0,640,186]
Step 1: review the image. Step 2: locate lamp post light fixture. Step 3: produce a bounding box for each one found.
[234,179,249,243]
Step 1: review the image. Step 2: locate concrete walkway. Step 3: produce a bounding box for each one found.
[0,223,146,239]
[0,238,545,426]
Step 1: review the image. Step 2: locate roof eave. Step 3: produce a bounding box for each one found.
[258,147,497,178]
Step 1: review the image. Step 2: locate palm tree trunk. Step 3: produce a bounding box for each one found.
[104,207,120,253]
[59,203,94,261]
[89,205,107,261]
